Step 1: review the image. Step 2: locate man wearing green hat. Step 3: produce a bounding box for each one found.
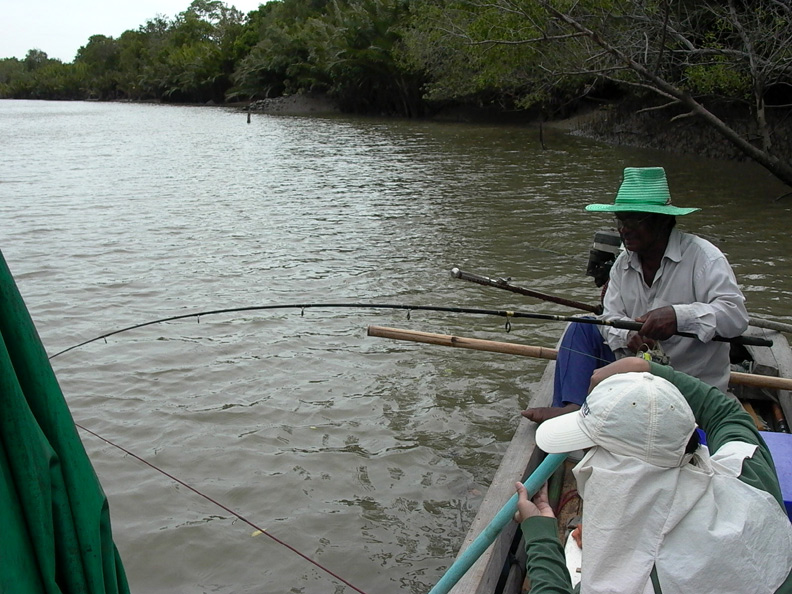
[523,166,750,422]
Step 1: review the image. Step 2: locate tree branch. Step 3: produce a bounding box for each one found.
[636,100,682,114]
[535,0,792,186]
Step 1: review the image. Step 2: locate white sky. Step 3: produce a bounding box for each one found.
[0,0,266,62]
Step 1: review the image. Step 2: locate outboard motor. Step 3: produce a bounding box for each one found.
[586,229,622,287]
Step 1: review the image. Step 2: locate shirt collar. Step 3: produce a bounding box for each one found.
[664,227,683,263]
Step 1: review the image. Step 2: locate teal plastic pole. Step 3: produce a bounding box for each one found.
[428,452,568,594]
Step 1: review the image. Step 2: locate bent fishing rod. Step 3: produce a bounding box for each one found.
[50,301,772,359]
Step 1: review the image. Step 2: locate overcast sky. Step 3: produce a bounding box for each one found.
[0,0,265,62]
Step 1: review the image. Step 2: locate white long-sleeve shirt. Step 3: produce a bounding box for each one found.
[601,228,749,392]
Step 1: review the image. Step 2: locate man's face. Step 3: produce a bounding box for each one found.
[614,212,663,254]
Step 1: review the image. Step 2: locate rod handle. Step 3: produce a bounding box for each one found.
[606,319,773,347]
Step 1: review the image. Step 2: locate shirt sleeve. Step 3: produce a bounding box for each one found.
[600,255,631,350]
[600,236,749,347]
[648,362,785,508]
[520,516,575,594]
[671,252,749,341]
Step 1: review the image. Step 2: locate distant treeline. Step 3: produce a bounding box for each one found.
[1,0,790,122]
[0,0,429,115]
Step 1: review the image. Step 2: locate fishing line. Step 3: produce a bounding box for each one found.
[54,301,603,590]
[62,303,624,591]
[75,422,369,594]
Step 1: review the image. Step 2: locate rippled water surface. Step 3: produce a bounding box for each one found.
[1,99,791,593]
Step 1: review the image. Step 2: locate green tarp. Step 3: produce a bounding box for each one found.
[0,249,130,594]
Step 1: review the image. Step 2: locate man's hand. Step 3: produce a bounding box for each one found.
[514,482,555,523]
[635,305,677,340]
[521,403,580,423]
[626,332,657,353]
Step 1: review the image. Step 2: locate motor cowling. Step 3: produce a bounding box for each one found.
[586,229,622,287]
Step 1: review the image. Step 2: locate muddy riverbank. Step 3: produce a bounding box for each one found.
[559,100,792,163]
[244,93,792,164]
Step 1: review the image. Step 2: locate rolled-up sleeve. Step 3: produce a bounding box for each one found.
[672,252,748,341]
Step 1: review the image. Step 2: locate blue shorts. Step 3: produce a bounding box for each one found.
[552,321,616,407]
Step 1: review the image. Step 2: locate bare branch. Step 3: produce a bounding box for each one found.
[654,0,670,73]
[602,77,679,102]
[670,111,697,122]
[463,32,587,46]
[769,0,792,17]
[636,100,682,114]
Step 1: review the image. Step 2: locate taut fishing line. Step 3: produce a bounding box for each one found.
[76,422,370,594]
[57,301,574,593]
[55,300,609,593]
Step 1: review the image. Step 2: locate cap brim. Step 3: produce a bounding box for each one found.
[585,204,700,216]
[535,410,597,453]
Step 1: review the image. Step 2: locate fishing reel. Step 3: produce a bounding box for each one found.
[636,343,671,366]
[586,229,622,287]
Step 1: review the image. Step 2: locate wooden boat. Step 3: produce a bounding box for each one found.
[443,324,792,594]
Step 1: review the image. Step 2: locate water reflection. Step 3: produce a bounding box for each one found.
[1,99,790,593]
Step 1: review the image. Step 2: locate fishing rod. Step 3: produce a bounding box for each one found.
[452,268,776,347]
[49,302,772,360]
[455,266,792,337]
[49,303,510,358]
[451,267,602,314]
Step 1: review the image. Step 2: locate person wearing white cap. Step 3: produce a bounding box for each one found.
[515,357,792,593]
[523,166,749,423]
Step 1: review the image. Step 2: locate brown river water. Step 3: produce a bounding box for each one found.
[1,99,790,593]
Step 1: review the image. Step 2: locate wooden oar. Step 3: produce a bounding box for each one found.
[367,325,792,392]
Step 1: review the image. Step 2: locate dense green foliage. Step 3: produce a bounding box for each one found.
[1,0,790,121]
[0,0,427,115]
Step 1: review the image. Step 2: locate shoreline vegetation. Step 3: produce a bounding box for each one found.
[2,0,790,182]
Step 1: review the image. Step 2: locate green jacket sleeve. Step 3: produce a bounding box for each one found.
[520,516,575,594]
[648,362,785,509]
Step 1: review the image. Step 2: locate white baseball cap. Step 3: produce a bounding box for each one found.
[536,372,697,468]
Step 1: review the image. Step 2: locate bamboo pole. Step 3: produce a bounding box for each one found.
[367,325,792,392]
[749,316,792,335]
[367,325,559,360]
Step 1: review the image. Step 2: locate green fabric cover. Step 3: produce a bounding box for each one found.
[0,249,130,594]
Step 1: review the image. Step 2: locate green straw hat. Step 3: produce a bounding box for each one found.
[585,167,700,216]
